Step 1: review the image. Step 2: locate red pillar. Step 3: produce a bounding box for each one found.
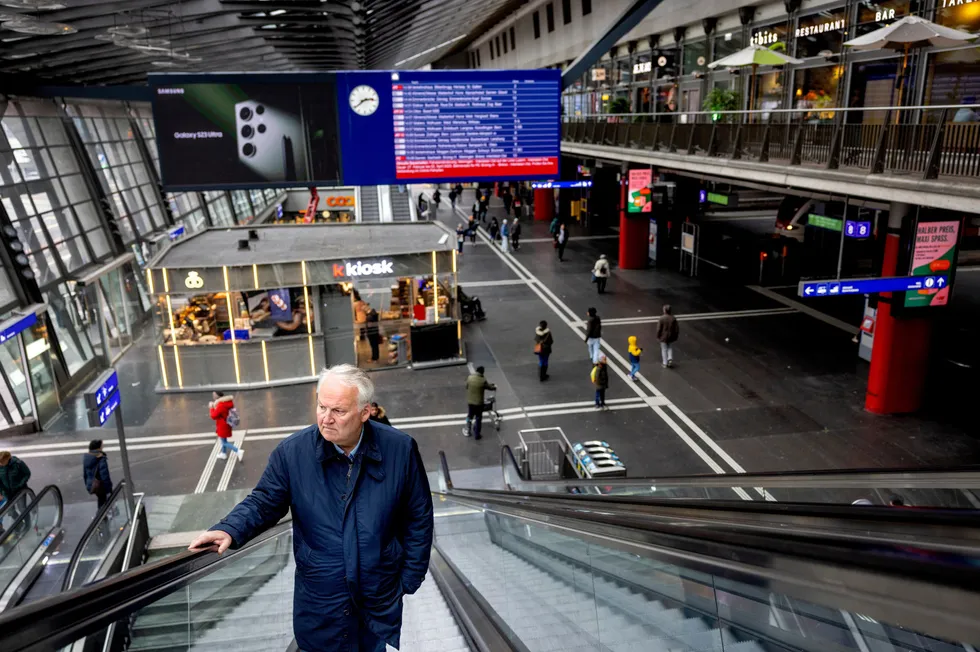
[865,202,931,414]
[534,188,554,221]
[618,174,649,269]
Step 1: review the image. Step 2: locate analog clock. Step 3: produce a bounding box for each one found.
[349,85,379,116]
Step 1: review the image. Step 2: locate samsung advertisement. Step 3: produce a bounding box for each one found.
[149,70,561,190]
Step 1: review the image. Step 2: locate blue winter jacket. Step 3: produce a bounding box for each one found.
[211,420,434,652]
[82,452,112,496]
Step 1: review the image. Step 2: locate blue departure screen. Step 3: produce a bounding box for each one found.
[149,70,561,190]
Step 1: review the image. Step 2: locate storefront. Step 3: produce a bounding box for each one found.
[145,223,461,392]
[262,187,361,225]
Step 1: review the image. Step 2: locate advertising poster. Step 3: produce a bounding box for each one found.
[152,81,340,188]
[628,169,653,213]
[648,219,657,263]
[904,219,959,308]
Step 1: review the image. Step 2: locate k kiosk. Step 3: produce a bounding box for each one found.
[145,223,462,392]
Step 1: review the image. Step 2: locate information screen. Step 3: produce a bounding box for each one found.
[150,70,561,190]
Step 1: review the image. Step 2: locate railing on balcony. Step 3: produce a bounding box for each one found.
[562,105,980,181]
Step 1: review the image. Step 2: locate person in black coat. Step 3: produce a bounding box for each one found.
[366,309,381,362]
[83,440,113,509]
[534,320,554,381]
[370,402,391,426]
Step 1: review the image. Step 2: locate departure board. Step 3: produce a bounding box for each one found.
[390,76,560,180]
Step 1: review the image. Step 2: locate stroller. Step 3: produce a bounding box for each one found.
[458,288,486,324]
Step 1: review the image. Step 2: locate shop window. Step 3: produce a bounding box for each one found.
[546,3,555,32]
[935,0,978,32]
[750,22,789,51]
[533,11,541,38]
[682,40,707,76]
[925,48,980,110]
[849,61,898,123]
[794,65,843,119]
[582,0,592,16]
[714,30,744,59]
[563,0,572,24]
[754,70,786,114]
[795,9,846,58]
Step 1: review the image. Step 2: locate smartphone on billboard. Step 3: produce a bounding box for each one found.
[235,100,307,182]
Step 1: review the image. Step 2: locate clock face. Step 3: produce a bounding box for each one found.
[349,85,379,116]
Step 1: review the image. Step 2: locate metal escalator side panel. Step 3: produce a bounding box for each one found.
[0,485,64,612]
[0,528,63,612]
[0,489,36,533]
[62,481,130,592]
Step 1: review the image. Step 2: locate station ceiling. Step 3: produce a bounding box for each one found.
[0,0,520,85]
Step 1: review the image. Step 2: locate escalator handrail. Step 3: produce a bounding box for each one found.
[439,488,980,647]
[61,480,128,592]
[0,488,36,524]
[0,519,293,652]
[0,484,63,553]
[488,447,980,489]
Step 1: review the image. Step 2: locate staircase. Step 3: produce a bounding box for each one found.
[359,186,381,222]
[389,186,414,221]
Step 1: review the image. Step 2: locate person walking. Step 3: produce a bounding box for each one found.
[464,366,495,440]
[502,188,513,216]
[0,451,31,518]
[456,224,465,255]
[511,217,522,251]
[656,304,679,368]
[488,216,500,242]
[513,193,523,219]
[591,355,609,410]
[549,215,560,239]
[592,254,610,294]
[455,183,464,199]
[472,198,482,224]
[478,191,489,221]
[584,307,602,363]
[467,216,477,243]
[369,402,391,426]
[83,440,113,509]
[627,336,643,381]
[432,188,441,210]
[500,219,510,253]
[366,308,381,362]
[534,320,553,381]
[209,391,243,461]
[189,365,434,652]
[448,189,457,207]
[556,224,569,261]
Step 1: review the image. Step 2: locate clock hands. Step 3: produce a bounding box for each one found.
[354,96,376,108]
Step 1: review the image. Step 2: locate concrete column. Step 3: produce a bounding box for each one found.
[865,201,931,414]
[534,188,554,221]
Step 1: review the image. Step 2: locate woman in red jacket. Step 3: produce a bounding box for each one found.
[209,392,243,461]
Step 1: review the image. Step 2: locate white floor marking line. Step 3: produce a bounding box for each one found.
[448,196,748,489]
[15,438,217,459]
[8,431,222,453]
[195,436,223,494]
[216,429,247,492]
[747,285,858,335]
[459,279,530,287]
[585,307,797,327]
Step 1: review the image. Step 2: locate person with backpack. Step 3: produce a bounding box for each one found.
[657,304,679,368]
[591,355,609,410]
[627,335,643,381]
[534,320,553,382]
[83,440,113,509]
[209,391,243,461]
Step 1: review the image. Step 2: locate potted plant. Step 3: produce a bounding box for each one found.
[702,87,741,122]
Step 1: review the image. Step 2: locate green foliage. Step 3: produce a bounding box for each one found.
[702,87,741,122]
[608,97,631,114]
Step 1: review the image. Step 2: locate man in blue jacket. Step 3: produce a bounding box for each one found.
[189,364,434,652]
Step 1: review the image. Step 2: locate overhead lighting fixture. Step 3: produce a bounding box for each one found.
[0,0,66,9]
[261,23,277,29]
[2,16,76,35]
[108,25,148,38]
[269,9,286,16]
[394,34,466,67]
[3,51,38,59]
[151,60,180,67]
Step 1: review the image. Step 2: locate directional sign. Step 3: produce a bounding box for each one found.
[0,312,37,345]
[168,225,185,241]
[84,370,118,410]
[844,220,872,239]
[799,276,949,298]
[88,389,121,428]
[530,180,593,189]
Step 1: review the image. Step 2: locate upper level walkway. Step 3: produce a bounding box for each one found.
[561,105,980,212]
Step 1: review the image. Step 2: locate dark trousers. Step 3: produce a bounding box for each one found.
[595,388,606,406]
[536,353,549,380]
[95,490,109,510]
[466,403,483,439]
[367,333,380,361]
[557,242,567,260]
[512,234,520,250]
[596,277,607,293]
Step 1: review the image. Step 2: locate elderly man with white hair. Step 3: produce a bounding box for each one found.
[189,364,433,652]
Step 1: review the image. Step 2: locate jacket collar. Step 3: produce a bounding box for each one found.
[313,420,383,465]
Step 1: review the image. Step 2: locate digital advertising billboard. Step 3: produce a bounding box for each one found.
[149,69,561,190]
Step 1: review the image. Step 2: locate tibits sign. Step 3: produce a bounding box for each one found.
[333,259,394,278]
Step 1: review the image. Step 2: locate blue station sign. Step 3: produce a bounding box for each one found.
[89,390,121,428]
[84,370,118,410]
[844,220,872,238]
[0,312,37,345]
[799,275,948,298]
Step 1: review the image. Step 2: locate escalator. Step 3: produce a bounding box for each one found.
[0,485,64,611]
[2,451,980,652]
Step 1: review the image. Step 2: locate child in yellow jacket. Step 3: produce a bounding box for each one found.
[627,335,642,381]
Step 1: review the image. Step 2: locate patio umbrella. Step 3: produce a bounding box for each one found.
[844,16,976,110]
[708,44,803,119]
